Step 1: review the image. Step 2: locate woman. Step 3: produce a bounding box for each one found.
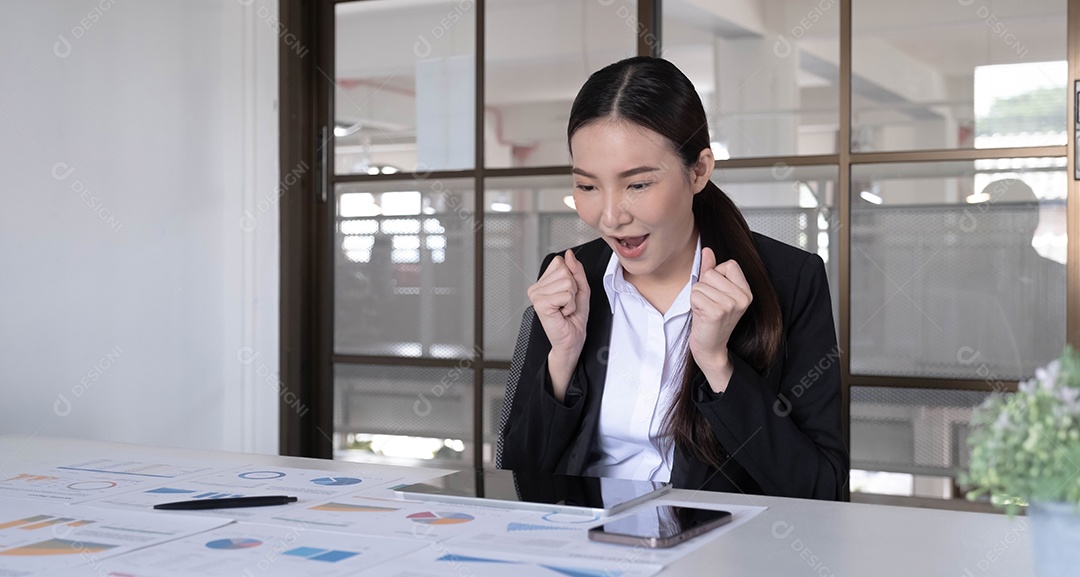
[498,56,848,501]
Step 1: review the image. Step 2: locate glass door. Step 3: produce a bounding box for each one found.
[326,0,639,469]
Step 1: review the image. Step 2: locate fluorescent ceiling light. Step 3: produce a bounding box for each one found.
[860,191,883,205]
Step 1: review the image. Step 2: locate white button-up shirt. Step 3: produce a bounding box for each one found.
[584,236,702,482]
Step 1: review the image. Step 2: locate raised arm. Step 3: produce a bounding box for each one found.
[693,253,848,500]
[497,251,592,472]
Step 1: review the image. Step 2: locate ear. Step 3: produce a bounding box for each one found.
[690,147,715,195]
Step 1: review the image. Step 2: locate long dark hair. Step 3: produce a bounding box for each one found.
[567,56,783,469]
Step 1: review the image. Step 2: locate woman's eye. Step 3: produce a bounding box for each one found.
[629,182,651,191]
[575,184,595,192]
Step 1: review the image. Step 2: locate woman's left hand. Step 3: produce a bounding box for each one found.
[690,247,753,392]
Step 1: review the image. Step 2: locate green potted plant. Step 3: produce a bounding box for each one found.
[964,346,1080,576]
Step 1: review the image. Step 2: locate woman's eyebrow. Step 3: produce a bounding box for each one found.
[571,166,660,179]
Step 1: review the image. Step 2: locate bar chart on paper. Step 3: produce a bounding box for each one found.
[266,492,545,539]
[0,498,230,575]
[0,514,112,558]
[0,457,222,503]
[55,458,217,479]
[345,544,665,577]
[146,487,246,500]
[165,466,394,501]
[78,466,400,519]
[55,523,428,577]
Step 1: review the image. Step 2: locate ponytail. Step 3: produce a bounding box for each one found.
[660,181,783,469]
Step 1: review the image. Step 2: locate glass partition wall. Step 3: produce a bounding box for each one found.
[845,0,1071,502]
[280,0,1078,508]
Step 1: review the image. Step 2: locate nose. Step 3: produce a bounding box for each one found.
[599,189,632,231]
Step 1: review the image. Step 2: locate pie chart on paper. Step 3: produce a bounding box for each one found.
[310,477,362,487]
[407,511,475,525]
[205,538,263,550]
[66,481,118,490]
[238,471,286,480]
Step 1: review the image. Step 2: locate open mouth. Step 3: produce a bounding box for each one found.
[615,235,648,249]
[612,234,649,258]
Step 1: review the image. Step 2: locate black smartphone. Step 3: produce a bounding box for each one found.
[587,506,732,548]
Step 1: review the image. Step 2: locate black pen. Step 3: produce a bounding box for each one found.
[153,496,298,511]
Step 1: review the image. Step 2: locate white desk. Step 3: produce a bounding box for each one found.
[0,436,1033,576]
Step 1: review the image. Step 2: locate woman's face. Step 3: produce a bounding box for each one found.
[570,119,712,283]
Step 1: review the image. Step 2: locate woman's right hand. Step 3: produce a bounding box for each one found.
[527,249,591,401]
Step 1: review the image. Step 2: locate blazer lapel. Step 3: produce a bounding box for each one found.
[581,243,613,392]
[557,242,613,473]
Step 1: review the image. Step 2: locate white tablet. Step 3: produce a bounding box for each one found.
[395,468,671,517]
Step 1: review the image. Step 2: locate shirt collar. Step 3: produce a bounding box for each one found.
[603,234,702,313]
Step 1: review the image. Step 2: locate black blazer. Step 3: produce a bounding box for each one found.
[498,233,849,501]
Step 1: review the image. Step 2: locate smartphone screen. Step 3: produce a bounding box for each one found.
[588,506,732,548]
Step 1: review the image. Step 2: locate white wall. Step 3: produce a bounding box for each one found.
[0,0,280,453]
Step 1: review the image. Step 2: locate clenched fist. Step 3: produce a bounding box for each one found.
[527,249,591,401]
[690,247,753,392]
